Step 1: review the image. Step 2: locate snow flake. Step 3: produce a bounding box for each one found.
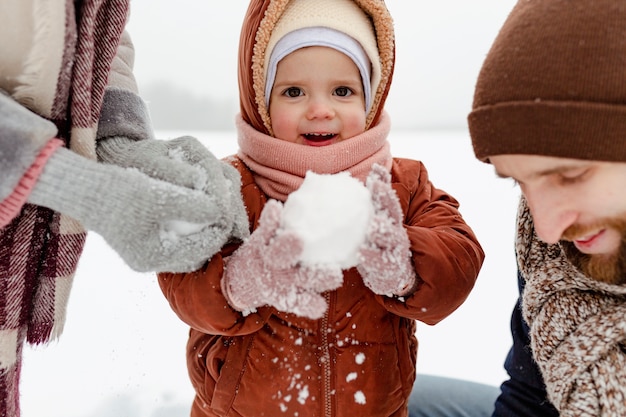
[354,391,366,405]
[160,220,207,238]
[346,372,357,382]
[355,353,366,365]
[298,386,309,404]
[167,147,209,190]
[167,147,187,162]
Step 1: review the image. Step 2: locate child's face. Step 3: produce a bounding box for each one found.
[268,46,367,146]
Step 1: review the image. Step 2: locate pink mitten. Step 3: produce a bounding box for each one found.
[357,164,417,297]
[222,200,343,319]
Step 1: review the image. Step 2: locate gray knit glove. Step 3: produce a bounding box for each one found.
[28,146,243,273]
[97,135,249,242]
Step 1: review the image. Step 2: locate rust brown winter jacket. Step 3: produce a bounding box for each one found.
[158,1,484,416]
[158,156,483,417]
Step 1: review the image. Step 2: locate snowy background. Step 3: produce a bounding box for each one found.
[20,1,522,416]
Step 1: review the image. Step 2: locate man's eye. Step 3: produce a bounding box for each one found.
[283,87,302,98]
[334,86,353,97]
[559,169,589,184]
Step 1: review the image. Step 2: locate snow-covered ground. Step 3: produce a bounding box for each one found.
[21,129,521,417]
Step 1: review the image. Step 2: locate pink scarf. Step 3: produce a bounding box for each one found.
[236,111,393,201]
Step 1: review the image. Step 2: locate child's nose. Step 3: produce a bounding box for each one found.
[306,98,335,120]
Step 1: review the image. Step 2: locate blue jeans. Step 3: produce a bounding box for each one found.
[408,375,500,417]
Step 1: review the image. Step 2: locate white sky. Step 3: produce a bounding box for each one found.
[126,0,518,128]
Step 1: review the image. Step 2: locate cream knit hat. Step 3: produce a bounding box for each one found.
[263,0,380,109]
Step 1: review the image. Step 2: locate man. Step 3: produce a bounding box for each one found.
[410,0,626,415]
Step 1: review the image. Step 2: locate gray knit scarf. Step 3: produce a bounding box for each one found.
[517,198,626,416]
[0,1,129,416]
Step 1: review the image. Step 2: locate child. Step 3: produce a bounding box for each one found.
[158,0,484,416]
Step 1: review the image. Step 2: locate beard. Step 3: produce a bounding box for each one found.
[560,216,626,285]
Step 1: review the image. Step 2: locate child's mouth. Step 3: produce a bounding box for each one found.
[302,133,337,147]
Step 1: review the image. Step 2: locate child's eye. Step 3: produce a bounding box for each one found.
[334,86,353,97]
[283,87,303,98]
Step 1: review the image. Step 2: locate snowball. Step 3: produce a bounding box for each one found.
[281,171,373,269]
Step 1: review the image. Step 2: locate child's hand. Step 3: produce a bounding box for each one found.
[221,200,343,319]
[357,164,417,297]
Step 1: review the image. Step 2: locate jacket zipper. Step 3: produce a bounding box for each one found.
[320,292,333,417]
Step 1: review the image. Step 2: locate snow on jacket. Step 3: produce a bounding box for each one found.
[158,155,484,417]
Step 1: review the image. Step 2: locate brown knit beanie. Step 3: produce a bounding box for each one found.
[468,0,626,163]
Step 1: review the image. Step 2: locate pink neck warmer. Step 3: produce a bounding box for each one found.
[236,112,393,201]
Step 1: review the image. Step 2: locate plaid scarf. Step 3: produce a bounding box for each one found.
[0,1,129,415]
[517,198,626,416]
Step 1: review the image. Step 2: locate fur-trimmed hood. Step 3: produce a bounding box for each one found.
[237,0,395,136]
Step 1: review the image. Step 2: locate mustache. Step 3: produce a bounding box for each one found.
[559,213,626,285]
[561,216,626,242]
